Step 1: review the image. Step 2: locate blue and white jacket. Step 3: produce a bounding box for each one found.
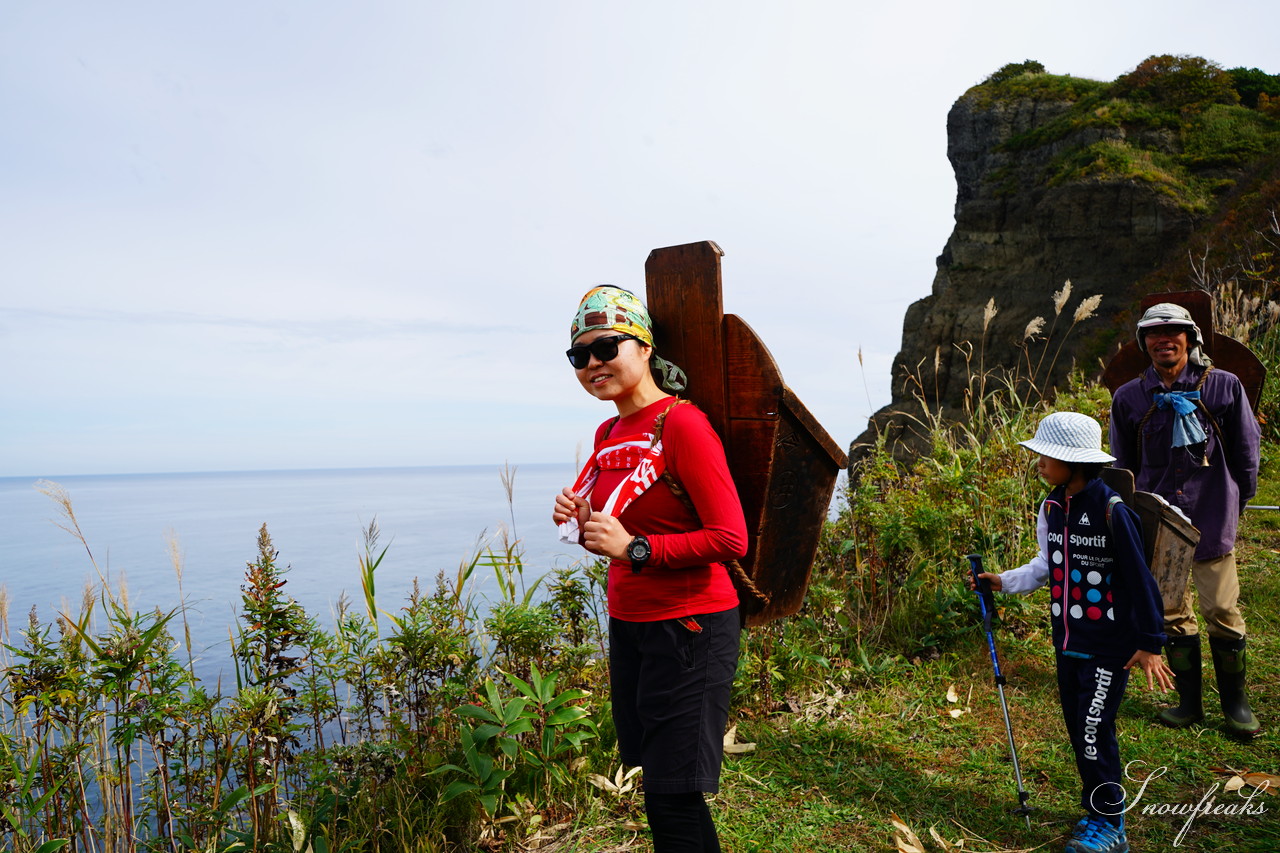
[1001,477,1166,658]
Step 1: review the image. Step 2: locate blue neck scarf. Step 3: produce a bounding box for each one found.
[1153,390,1207,447]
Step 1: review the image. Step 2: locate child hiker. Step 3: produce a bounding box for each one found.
[971,412,1174,853]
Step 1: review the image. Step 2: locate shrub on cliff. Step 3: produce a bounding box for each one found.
[1111,54,1240,111]
[983,59,1046,85]
[988,55,1280,210]
[968,62,1103,107]
[1182,103,1276,166]
[1228,66,1280,109]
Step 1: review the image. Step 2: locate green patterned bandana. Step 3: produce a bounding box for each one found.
[569,286,687,392]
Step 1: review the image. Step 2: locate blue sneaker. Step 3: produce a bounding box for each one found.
[1064,816,1128,852]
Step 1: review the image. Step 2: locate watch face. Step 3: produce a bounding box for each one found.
[628,537,651,562]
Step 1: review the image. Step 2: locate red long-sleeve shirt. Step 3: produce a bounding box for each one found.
[589,397,747,621]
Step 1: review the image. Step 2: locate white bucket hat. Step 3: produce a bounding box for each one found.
[1018,412,1116,463]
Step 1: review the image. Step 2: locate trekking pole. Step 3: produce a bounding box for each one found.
[967,554,1034,829]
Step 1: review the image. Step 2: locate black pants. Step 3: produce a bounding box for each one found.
[609,607,740,794]
[1057,653,1130,826]
[610,607,739,851]
[645,791,721,853]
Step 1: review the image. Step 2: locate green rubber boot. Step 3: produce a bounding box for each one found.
[1158,636,1204,728]
[1210,636,1262,739]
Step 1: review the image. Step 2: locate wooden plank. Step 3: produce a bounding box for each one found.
[1133,493,1199,608]
[724,314,847,625]
[1101,466,1197,606]
[745,398,843,625]
[780,386,848,469]
[725,313,784,419]
[1210,334,1267,413]
[725,417,775,574]
[644,240,848,626]
[1099,466,1135,505]
[645,242,728,434]
[722,315,782,589]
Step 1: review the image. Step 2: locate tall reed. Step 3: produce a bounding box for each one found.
[4,471,612,852]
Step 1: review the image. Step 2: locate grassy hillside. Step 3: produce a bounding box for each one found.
[705,478,1280,853]
[553,376,1278,853]
[966,56,1280,213]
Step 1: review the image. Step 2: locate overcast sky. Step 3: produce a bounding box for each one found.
[2,1,1276,477]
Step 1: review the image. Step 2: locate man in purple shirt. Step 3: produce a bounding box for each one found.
[1110,303,1262,738]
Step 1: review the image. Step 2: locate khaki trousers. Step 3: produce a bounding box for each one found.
[1163,550,1247,641]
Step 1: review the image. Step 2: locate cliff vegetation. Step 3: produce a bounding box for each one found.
[859,55,1280,463]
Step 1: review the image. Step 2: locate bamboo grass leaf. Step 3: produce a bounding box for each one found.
[216,785,253,818]
[483,678,506,712]
[469,723,504,743]
[33,842,72,853]
[546,706,589,726]
[1,803,25,835]
[455,704,501,724]
[503,698,531,728]
[504,717,535,737]
[502,670,537,704]
[439,779,478,802]
[429,763,470,777]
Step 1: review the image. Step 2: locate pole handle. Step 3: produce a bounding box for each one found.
[966,554,997,621]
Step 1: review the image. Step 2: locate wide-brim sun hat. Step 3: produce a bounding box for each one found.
[1018,412,1116,463]
[1135,302,1205,348]
[1134,301,1212,367]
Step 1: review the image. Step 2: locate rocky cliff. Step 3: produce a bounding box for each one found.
[855,58,1280,462]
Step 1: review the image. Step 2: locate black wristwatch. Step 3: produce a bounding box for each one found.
[626,535,652,574]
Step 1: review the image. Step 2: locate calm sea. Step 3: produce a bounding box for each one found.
[1,464,586,676]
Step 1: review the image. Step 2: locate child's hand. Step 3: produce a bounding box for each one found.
[965,572,1003,592]
[1125,649,1175,691]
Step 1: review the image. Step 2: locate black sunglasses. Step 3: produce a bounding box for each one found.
[565,334,643,369]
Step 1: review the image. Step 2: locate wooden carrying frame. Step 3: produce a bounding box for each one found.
[645,241,848,626]
[1099,467,1199,612]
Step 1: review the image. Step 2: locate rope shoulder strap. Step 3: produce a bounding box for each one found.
[1134,365,1224,464]
[651,399,770,612]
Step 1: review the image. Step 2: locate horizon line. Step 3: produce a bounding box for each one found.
[0,460,574,482]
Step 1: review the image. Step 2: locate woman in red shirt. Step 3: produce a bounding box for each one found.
[553,286,747,853]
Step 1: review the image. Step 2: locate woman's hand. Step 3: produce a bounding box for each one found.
[582,512,632,560]
[553,488,590,528]
[1125,649,1176,692]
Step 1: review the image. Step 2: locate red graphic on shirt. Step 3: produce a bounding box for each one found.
[1087,606,1103,620]
[597,443,650,470]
